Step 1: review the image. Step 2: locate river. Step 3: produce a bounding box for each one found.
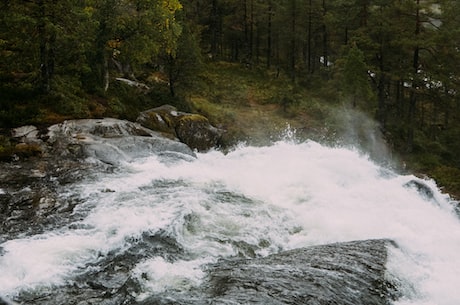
[0,137,459,304]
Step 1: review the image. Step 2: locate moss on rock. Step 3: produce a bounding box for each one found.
[136,105,223,151]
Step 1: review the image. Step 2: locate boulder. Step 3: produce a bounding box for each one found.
[6,118,196,165]
[137,239,400,305]
[11,125,40,139]
[201,239,399,305]
[175,114,223,152]
[0,295,18,305]
[136,105,178,136]
[4,238,399,305]
[6,117,212,162]
[46,118,195,164]
[137,105,224,152]
[10,125,46,157]
[403,179,435,200]
[46,118,153,139]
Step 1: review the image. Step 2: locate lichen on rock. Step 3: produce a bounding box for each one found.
[137,105,224,152]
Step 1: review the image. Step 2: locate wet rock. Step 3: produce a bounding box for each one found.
[47,118,195,163]
[5,117,197,164]
[11,125,40,140]
[138,239,399,305]
[175,114,223,152]
[6,236,398,305]
[137,105,224,152]
[136,105,178,135]
[0,295,18,305]
[5,118,195,163]
[47,118,152,139]
[13,230,186,305]
[0,160,90,239]
[8,125,46,158]
[403,179,435,200]
[0,118,196,238]
[201,239,399,305]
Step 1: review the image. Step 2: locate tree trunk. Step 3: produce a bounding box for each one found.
[37,0,55,93]
[395,79,401,116]
[307,0,312,73]
[210,0,219,59]
[321,0,328,68]
[255,21,260,64]
[360,0,369,27]
[167,54,176,97]
[94,0,117,92]
[374,7,388,129]
[249,0,254,64]
[377,74,386,127]
[103,58,109,92]
[267,1,272,69]
[406,0,421,152]
[289,0,296,82]
[443,88,450,128]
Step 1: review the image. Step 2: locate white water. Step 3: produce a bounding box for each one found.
[1,139,460,304]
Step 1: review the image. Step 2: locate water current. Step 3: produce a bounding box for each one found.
[0,137,459,304]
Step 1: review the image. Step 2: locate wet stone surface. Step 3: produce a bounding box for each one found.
[202,239,399,305]
[138,239,399,305]
[0,158,104,240]
[0,118,196,240]
[9,239,398,305]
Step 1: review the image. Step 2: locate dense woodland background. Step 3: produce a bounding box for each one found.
[1,0,460,196]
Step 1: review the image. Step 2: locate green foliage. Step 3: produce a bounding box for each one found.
[47,76,89,117]
[338,45,374,108]
[1,0,460,195]
[0,83,41,128]
[430,166,460,198]
[114,0,183,65]
[0,135,14,161]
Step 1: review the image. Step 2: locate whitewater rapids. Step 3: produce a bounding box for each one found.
[0,139,459,304]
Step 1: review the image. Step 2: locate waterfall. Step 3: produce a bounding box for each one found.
[0,139,459,304]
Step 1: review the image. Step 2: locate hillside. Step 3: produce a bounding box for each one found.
[1,61,460,199]
[188,63,380,150]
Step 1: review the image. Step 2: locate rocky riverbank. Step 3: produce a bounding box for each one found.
[0,110,222,240]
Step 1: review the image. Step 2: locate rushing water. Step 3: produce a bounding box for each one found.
[0,138,459,304]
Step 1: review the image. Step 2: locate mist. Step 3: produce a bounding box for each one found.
[326,105,398,169]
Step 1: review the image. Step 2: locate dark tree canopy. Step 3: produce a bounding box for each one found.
[1,0,460,174]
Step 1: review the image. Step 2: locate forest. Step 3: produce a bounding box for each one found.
[1,0,460,195]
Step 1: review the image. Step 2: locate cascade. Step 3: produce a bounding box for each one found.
[0,139,459,304]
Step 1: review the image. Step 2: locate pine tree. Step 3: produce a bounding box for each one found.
[340,44,373,108]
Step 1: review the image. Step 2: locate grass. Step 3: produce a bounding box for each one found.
[188,62,329,146]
